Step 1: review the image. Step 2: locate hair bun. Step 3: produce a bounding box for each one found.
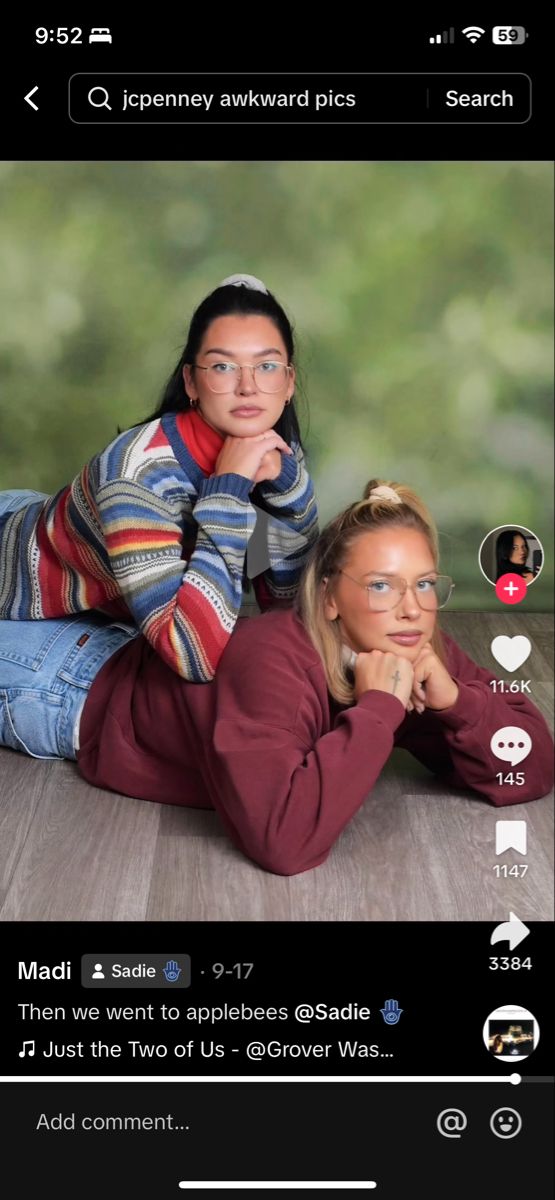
[219,273,269,294]
[367,484,403,505]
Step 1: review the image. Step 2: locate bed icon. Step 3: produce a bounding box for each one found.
[89,28,112,43]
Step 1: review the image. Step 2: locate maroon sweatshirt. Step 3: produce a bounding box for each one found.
[78,609,554,876]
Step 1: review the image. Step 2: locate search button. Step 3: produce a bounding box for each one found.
[88,86,112,110]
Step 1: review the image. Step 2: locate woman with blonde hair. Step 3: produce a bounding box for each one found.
[1,480,552,875]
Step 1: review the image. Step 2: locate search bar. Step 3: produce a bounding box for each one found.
[68,73,531,124]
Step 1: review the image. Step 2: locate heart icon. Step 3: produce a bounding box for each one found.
[490,635,531,673]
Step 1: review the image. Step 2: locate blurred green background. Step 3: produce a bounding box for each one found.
[0,161,552,609]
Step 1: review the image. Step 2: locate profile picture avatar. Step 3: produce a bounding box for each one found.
[479,525,544,588]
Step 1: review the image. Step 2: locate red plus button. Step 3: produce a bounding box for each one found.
[495,573,527,605]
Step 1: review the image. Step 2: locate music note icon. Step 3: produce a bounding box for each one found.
[19,1040,35,1057]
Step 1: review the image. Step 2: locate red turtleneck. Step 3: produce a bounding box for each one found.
[176,408,224,475]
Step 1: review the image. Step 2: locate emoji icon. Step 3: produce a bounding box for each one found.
[490,1108,522,1139]
[163,960,182,982]
[380,999,403,1025]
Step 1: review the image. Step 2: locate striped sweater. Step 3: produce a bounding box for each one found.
[0,413,318,681]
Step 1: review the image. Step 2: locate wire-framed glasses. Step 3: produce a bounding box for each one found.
[193,361,292,394]
[338,570,455,612]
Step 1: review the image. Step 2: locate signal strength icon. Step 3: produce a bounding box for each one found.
[462,25,486,43]
[429,28,455,43]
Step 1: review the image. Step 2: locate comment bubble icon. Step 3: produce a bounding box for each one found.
[490,726,532,767]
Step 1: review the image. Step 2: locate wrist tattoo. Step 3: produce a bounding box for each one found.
[392,669,402,694]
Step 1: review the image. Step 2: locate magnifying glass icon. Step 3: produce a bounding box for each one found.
[88,86,112,110]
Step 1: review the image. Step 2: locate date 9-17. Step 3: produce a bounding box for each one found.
[210,963,254,980]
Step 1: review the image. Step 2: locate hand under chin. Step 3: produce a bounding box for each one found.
[253,450,283,484]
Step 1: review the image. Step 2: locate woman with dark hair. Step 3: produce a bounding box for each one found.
[0,274,318,682]
[1,481,552,874]
[495,530,535,583]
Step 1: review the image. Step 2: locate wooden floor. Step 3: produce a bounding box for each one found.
[0,612,552,922]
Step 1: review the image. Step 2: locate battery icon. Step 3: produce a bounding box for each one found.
[492,26,528,44]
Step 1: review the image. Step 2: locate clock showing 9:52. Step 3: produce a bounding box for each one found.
[36,28,84,43]
[35,28,113,44]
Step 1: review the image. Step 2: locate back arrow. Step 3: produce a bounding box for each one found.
[25,86,39,111]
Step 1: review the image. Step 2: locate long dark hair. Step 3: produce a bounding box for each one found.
[496,529,529,578]
[138,283,304,447]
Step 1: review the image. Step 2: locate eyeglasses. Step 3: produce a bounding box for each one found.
[338,570,455,612]
[192,361,292,394]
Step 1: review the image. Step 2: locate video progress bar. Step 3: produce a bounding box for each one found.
[3,1073,522,1084]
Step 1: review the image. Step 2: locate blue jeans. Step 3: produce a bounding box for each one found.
[0,616,137,760]
[0,489,49,515]
[0,488,137,760]
[0,488,49,535]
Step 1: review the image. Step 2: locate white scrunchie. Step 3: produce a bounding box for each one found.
[368,485,402,505]
[219,273,269,294]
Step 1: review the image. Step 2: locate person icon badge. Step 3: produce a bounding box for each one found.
[91,963,105,979]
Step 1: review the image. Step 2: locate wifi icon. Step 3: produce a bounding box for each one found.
[462,25,486,43]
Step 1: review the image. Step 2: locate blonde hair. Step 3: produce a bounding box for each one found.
[296,479,446,704]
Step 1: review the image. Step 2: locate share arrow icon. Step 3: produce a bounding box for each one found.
[490,912,530,950]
